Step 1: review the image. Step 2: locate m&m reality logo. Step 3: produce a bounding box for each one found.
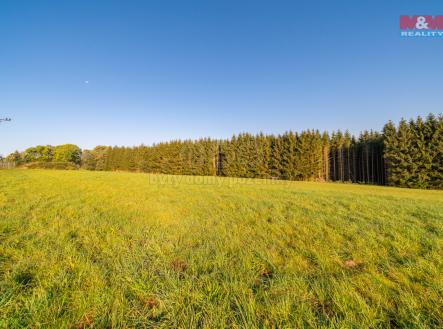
[400,16,443,37]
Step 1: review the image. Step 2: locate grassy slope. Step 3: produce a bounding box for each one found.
[0,169,442,328]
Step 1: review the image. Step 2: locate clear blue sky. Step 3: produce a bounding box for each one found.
[1,0,442,156]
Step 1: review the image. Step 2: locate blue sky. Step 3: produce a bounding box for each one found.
[1,0,442,156]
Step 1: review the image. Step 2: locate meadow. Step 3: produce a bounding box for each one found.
[0,169,442,328]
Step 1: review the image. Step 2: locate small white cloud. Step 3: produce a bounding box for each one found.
[84,80,89,84]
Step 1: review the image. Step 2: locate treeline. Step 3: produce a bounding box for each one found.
[329,131,385,185]
[5,144,81,169]
[221,131,327,180]
[383,114,443,189]
[80,130,386,184]
[81,139,218,176]
[4,114,443,189]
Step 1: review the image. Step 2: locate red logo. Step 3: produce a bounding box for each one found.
[400,16,443,30]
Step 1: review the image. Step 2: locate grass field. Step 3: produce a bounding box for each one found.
[0,169,442,328]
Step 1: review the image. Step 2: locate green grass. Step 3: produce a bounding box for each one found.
[1,169,443,328]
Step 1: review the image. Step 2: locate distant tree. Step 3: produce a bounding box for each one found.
[91,146,110,171]
[408,116,431,188]
[81,150,96,170]
[54,144,82,165]
[383,121,397,186]
[23,145,54,163]
[431,115,443,189]
[280,131,297,180]
[321,132,330,181]
[385,119,414,187]
[268,135,283,178]
[6,151,23,164]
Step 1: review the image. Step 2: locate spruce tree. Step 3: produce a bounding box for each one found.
[409,116,430,188]
[269,135,283,179]
[430,114,443,189]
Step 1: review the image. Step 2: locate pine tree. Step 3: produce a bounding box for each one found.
[429,114,443,189]
[320,132,329,181]
[343,131,352,181]
[383,121,396,185]
[280,132,297,180]
[393,119,414,187]
[409,116,430,188]
[268,135,283,179]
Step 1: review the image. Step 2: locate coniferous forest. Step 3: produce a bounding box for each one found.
[4,114,443,189]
